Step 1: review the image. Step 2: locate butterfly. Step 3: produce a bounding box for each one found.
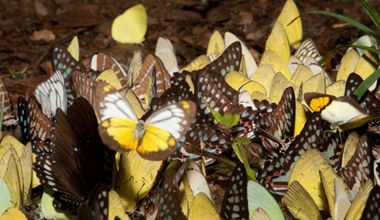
[304,92,368,129]
[361,184,380,219]
[192,42,243,118]
[33,97,114,214]
[34,70,67,119]
[337,134,373,199]
[131,54,172,111]
[288,38,324,75]
[345,72,380,114]
[91,52,129,88]
[277,0,302,48]
[77,183,109,220]
[67,36,79,61]
[52,46,98,101]
[236,87,295,158]
[257,113,323,194]
[288,148,340,210]
[0,78,17,128]
[304,80,380,131]
[224,32,257,78]
[0,135,33,217]
[142,161,188,219]
[155,36,179,75]
[111,4,147,44]
[146,73,231,161]
[95,81,196,160]
[17,96,52,144]
[220,163,249,220]
[283,180,322,219]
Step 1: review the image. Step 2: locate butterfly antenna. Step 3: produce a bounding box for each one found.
[180,142,235,168]
[237,80,254,93]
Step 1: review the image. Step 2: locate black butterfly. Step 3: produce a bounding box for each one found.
[52,46,99,101]
[221,163,249,220]
[33,97,114,217]
[18,96,52,144]
[235,87,295,159]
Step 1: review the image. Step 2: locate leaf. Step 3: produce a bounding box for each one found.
[359,0,380,30]
[353,69,380,100]
[232,138,256,180]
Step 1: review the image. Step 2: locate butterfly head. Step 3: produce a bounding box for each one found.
[136,120,146,137]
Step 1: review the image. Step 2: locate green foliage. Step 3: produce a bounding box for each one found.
[232,138,256,180]
[305,2,380,100]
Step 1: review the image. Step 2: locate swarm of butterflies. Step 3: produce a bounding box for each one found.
[1,0,380,219]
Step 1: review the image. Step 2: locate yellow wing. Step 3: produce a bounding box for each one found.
[139,101,196,160]
[207,30,225,58]
[115,151,162,211]
[265,21,290,63]
[99,118,139,152]
[283,181,322,220]
[67,36,79,61]
[289,148,337,211]
[188,193,220,220]
[111,4,147,44]
[277,0,302,48]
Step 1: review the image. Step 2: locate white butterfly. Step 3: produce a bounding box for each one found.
[155,36,179,76]
[288,38,324,76]
[95,81,196,160]
[35,70,67,118]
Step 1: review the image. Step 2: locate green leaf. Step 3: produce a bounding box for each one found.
[304,10,380,42]
[359,0,380,30]
[348,44,380,55]
[353,69,380,99]
[232,138,256,180]
[211,109,240,128]
[202,97,240,128]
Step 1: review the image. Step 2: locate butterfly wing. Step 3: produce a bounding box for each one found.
[34,98,113,212]
[132,54,171,110]
[221,163,249,220]
[111,4,147,44]
[78,183,109,220]
[95,81,140,152]
[91,52,128,87]
[0,78,17,127]
[71,71,97,107]
[52,46,98,101]
[141,100,196,160]
[34,70,67,119]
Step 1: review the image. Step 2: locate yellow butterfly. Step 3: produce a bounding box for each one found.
[188,193,219,220]
[277,0,302,48]
[67,36,79,61]
[95,81,196,160]
[283,181,321,220]
[111,4,147,44]
[288,148,338,211]
[115,151,162,211]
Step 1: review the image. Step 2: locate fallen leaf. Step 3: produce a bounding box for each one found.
[29,29,55,41]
